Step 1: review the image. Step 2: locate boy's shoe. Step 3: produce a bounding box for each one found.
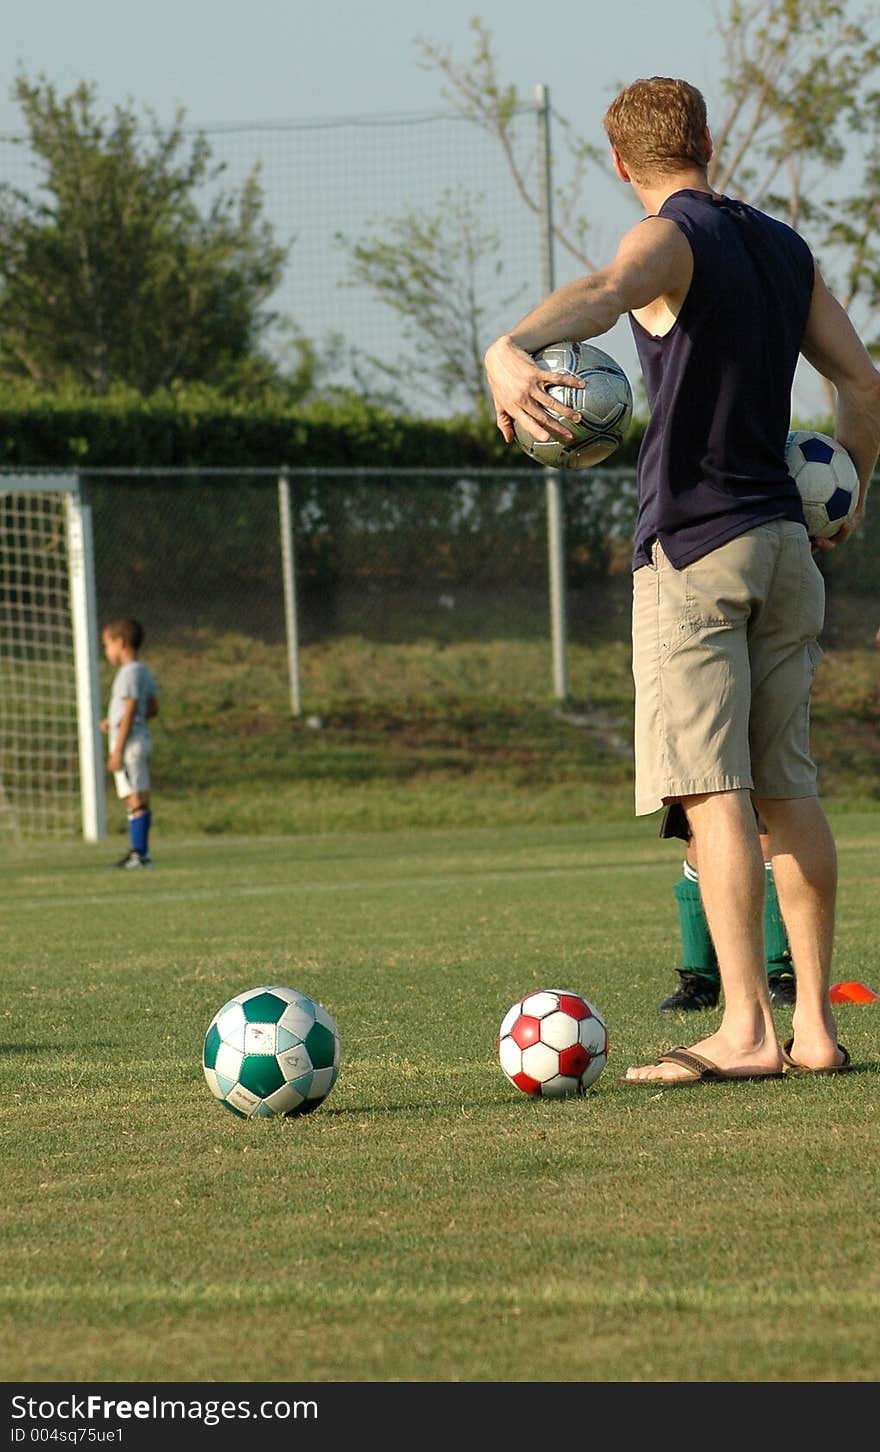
[768,971,796,1007]
[115,850,152,868]
[658,970,720,1012]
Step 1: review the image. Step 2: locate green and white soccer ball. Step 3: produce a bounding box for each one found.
[203,985,341,1119]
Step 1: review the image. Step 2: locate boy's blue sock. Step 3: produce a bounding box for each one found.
[130,811,151,857]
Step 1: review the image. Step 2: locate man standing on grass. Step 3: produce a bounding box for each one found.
[483,76,880,1085]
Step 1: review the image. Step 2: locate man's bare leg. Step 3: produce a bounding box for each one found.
[625,789,783,1082]
[754,795,844,1071]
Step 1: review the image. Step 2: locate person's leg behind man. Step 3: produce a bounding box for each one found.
[659,817,794,1011]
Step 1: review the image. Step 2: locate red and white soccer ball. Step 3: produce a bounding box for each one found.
[498,989,609,1098]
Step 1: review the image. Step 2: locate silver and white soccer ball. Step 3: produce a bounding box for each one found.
[203,985,341,1118]
[785,430,859,540]
[513,340,633,469]
[498,988,609,1098]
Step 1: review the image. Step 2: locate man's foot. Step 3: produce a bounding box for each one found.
[658,970,719,1012]
[767,971,796,1007]
[781,1036,853,1075]
[623,1029,785,1084]
[622,1045,785,1086]
[114,850,152,868]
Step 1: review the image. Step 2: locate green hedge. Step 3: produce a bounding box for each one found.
[0,382,647,470]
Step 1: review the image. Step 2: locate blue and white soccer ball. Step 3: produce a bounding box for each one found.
[514,340,633,469]
[203,985,341,1119]
[785,430,859,540]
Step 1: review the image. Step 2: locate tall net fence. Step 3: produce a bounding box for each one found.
[0,104,545,417]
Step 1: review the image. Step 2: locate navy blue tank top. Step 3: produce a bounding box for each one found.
[629,189,814,570]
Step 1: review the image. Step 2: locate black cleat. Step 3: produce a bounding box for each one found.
[659,970,720,1012]
[768,971,796,1007]
[114,850,153,868]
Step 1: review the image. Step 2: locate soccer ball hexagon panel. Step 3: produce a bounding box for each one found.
[784,430,859,540]
[499,989,609,1098]
[203,985,341,1118]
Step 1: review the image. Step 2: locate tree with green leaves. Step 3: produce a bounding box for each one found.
[709,2,880,362]
[348,2,879,414]
[337,189,528,420]
[0,75,311,398]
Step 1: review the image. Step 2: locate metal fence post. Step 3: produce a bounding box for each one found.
[536,82,568,702]
[277,471,302,716]
[545,468,569,702]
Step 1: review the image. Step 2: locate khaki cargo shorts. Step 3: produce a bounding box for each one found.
[631,520,825,817]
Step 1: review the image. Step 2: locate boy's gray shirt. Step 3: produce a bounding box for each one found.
[108,661,158,746]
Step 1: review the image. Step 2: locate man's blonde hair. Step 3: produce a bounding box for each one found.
[603,77,709,183]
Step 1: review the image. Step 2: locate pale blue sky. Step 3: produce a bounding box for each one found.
[3,0,720,134]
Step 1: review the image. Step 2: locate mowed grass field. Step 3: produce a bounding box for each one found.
[2,812,879,1384]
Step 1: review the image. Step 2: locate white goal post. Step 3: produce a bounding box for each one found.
[0,472,105,842]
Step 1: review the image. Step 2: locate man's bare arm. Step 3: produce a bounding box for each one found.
[483,218,691,444]
[800,267,880,515]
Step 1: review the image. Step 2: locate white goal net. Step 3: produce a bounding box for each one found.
[0,476,104,842]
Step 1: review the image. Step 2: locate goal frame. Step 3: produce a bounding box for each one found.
[0,471,106,841]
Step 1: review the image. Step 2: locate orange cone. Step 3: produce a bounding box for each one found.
[829,981,880,1004]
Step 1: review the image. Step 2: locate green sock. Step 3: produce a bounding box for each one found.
[763,865,792,974]
[674,872,719,980]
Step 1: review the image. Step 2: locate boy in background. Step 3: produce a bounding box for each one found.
[100,618,159,868]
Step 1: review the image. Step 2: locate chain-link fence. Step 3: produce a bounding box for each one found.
[83,464,640,701]
[76,460,880,674]
[0,461,642,840]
